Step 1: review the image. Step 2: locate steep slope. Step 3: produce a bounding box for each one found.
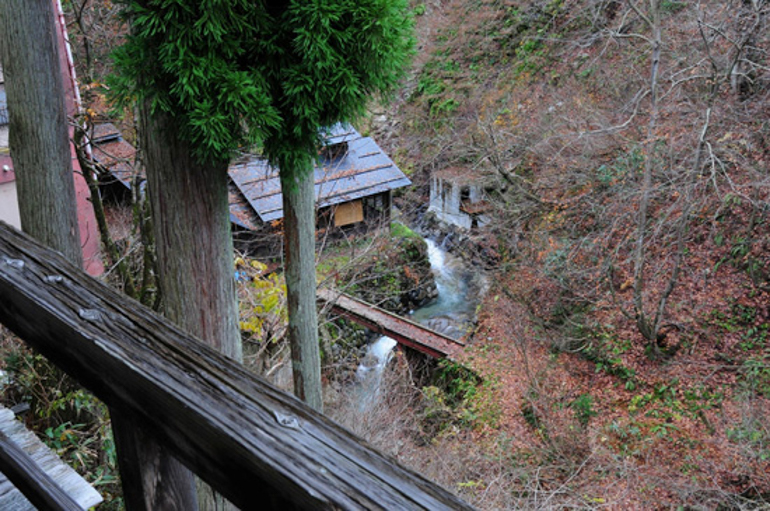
[372,0,770,507]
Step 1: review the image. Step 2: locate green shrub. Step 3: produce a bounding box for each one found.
[570,393,597,427]
[2,347,122,507]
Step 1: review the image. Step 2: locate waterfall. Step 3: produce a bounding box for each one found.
[355,236,483,410]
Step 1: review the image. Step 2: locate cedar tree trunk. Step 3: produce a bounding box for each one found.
[281,164,323,412]
[111,98,243,510]
[0,0,82,266]
[140,103,241,361]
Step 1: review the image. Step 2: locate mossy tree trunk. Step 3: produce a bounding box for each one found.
[0,0,82,266]
[280,163,323,412]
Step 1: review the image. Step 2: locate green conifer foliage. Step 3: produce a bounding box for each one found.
[113,0,413,168]
[258,1,415,176]
[113,0,414,410]
[111,1,280,163]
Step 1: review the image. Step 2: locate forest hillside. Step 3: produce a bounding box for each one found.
[363,0,770,508]
[0,1,768,509]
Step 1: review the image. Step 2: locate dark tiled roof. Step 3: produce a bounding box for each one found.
[230,124,411,222]
[91,122,121,144]
[91,123,409,228]
[91,129,139,189]
[228,181,260,231]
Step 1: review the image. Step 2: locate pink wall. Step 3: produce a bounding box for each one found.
[69,127,104,275]
[56,0,103,275]
[0,154,13,185]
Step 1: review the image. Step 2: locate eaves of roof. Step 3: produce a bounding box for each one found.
[230,125,411,223]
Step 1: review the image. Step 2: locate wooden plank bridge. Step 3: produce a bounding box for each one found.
[317,288,465,359]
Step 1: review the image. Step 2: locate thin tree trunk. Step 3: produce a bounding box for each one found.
[631,0,661,342]
[74,126,138,297]
[0,0,82,266]
[281,164,323,412]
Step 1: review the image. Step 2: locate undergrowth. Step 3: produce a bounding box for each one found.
[1,330,123,507]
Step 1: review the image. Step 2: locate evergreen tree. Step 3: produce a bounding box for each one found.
[256,1,415,412]
[0,0,83,266]
[112,2,280,505]
[113,0,413,421]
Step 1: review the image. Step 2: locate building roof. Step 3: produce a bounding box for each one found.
[228,182,261,231]
[91,122,123,144]
[229,124,411,223]
[432,166,491,186]
[91,123,410,228]
[90,123,139,188]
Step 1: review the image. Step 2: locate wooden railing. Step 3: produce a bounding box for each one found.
[0,222,472,510]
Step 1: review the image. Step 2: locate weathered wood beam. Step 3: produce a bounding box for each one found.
[317,288,465,359]
[0,431,82,511]
[0,405,102,510]
[0,222,472,510]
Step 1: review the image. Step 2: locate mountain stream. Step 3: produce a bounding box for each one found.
[355,238,485,410]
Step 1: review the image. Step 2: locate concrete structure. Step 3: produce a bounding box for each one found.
[428,167,490,230]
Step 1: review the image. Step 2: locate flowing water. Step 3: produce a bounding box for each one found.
[411,239,479,339]
[355,237,485,409]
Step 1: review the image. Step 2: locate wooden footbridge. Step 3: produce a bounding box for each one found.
[317,288,465,359]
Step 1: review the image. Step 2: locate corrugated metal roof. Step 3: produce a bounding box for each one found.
[230,124,411,222]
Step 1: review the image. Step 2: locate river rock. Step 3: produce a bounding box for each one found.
[339,231,438,316]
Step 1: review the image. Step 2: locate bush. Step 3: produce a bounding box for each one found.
[570,393,597,427]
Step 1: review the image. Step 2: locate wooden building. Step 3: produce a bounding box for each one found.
[229,124,411,255]
[92,123,411,257]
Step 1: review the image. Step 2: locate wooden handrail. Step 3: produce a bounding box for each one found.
[0,222,472,510]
